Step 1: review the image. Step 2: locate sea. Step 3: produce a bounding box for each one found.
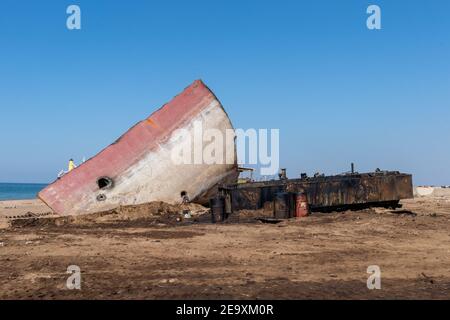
[0,183,48,201]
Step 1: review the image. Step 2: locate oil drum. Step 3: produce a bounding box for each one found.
[295,192,310,217]
[273,192,293,219]
[210,196,226,223]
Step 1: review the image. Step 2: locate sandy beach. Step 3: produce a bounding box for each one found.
[0,199,54,229]
[0,199,52,217]
[0,194,450,299]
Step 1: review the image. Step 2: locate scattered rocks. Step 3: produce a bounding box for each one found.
[160,278,178,284]
[420,272,435,284]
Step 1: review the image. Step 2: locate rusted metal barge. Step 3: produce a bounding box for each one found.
[220,169,413,214]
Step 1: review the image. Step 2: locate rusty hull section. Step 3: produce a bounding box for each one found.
[226,171,413,212]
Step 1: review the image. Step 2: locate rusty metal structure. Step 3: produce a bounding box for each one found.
[221,169,413,213]
[38,79,414,219]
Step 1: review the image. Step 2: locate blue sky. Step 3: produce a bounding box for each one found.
[0,0,449,185]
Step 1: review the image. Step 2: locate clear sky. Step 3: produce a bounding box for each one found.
[0,0,449,185]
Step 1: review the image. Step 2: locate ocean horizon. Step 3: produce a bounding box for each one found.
[0,183,48,201]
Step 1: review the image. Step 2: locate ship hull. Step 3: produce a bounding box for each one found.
[39,80,238,216]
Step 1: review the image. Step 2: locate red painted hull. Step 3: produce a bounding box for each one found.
[39,80,238,215]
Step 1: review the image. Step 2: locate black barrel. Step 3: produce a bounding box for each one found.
[273,192,294,219]
[224,193,232,217]
[210,196,226,223]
